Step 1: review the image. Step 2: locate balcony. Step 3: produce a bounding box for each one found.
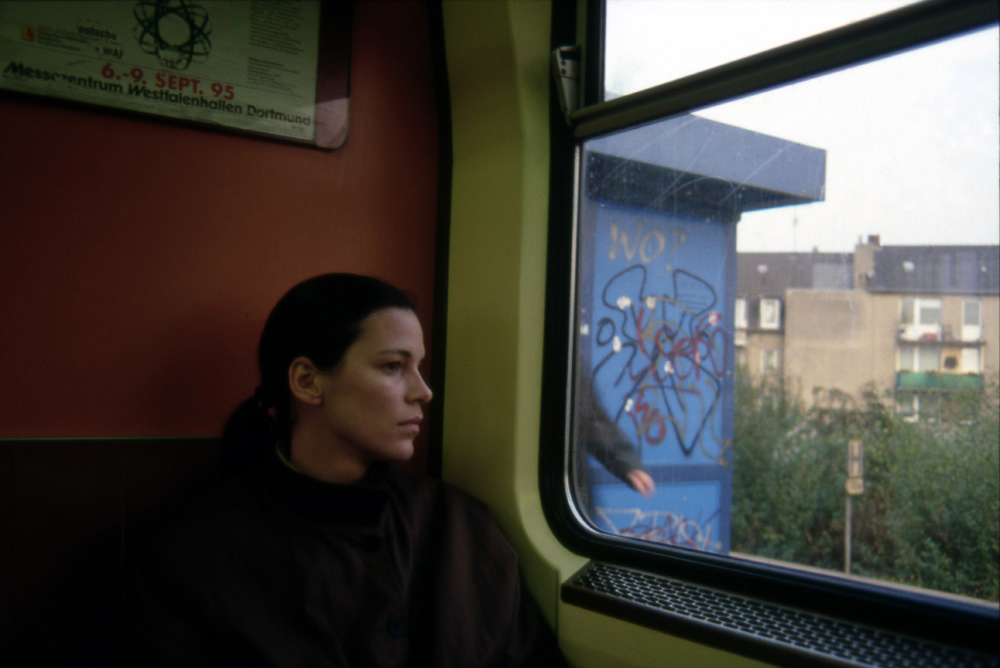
[896,324,984,347]
[896,371,984,391]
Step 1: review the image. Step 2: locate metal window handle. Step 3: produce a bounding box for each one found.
[551,45,580,127]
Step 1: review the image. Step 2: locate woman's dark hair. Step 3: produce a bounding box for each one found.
[221,273,415,471]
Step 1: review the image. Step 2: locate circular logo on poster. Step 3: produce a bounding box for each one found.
[133,0,212,71]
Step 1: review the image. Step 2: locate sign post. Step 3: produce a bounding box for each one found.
[845,439,864,573]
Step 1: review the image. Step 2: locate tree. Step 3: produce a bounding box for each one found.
[731,371,999,602]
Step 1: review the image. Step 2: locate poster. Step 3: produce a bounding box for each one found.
[0,1,341,146]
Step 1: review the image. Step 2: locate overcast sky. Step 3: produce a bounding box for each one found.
[604,1,1000,252]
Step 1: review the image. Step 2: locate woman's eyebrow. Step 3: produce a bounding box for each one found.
[377,349,415,358]
[377,349,426,364]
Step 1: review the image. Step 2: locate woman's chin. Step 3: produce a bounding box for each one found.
[381,440,415,462]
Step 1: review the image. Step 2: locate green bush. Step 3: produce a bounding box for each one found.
[731,372,999,602]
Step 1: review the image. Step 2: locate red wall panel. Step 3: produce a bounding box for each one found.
[0,2,439,466]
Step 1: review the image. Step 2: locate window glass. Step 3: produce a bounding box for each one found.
[762,349,779,373]
[734,298,747,329]
[962,300,984,343]
[900,298,915,324]
[964,300,981,326]
[919,301,942,326]
[962,348,982,373]
[759,298,780,330]
[604,0,917,97]
[898,346,915,372]
[571,17,999,604]
[895,391,917,416]
[918,346,940,372]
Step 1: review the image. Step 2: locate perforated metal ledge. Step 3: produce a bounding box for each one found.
[562,561,998,668]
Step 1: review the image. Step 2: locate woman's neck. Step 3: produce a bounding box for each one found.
[288,422,369,484]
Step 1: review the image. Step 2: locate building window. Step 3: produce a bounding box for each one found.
[963,300,982,341]
[918,346,941,372]
[919,300,942,325]
[896,391,917,417]
[900,298,943,324]
[961,348,981,373]
[963,300,981,326]
[759,298,781,330]
[898,346,915,372]
[900,298,943,340]
[900,345,941,372]
[734,297,747,329]
[900,298,915,324]
[761,349,780,373]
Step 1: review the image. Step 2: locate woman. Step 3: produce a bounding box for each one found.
[128,274,563,667]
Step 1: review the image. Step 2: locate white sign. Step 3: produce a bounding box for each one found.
[1,1,326,143]
[847,438,864,478]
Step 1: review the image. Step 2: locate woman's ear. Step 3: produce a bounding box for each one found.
[288,357,324,406]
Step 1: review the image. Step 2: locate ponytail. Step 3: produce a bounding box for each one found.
[220,393,276,474]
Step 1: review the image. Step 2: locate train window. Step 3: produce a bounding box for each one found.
[604,0,917,95]
[548,0,999,660]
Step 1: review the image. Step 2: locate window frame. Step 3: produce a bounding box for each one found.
[539,0,1000,659]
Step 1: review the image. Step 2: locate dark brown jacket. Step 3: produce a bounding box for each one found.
[127,455,563,667]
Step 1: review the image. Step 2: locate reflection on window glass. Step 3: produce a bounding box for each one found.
[573,21,999,603]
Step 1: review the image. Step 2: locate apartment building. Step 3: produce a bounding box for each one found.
[735,237,999,415]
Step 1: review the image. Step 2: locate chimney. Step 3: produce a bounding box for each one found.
[854,237,878,290]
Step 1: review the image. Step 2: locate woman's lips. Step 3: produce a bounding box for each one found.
[399,417,422,435]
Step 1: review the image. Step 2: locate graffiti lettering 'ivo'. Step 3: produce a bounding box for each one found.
[608,220,688,264]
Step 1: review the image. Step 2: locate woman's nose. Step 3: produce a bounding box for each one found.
[410,372,433,404]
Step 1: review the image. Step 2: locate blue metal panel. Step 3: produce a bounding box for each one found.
[575,113,826,556]
[584,201,735,553]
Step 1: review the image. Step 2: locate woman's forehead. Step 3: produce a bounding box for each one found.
[355,308,425,353]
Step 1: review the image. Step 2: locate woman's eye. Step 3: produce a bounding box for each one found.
[383,362,403,373]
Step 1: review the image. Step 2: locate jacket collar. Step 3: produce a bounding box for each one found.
[268,447,392,528]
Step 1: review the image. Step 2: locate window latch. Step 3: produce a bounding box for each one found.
[551,46,580,127]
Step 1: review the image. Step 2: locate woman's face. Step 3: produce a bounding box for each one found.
[314,307,432,466]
